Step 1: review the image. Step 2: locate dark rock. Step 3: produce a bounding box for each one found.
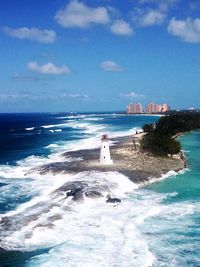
[58,181,87,194]
[66,187,82,198]
[64,183,85,201]
[106,194,121,204]
[61,181,104,201]
[72,191,84,201]
[85,190,103,198]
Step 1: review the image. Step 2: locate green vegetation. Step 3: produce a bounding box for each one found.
[142,123,154,133]
[141,111,200,156]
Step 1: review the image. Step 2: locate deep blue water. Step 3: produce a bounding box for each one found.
[0,113,156,165]
[0,113,199,267]
[0,113,87,164]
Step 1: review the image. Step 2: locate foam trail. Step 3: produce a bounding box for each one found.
[41,123,68,129]
[25,127,35,131]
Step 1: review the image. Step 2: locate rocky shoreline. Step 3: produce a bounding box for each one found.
[33,133,186,184]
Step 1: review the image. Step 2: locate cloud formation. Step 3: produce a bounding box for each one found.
[167,17,200,43]
[139,0,179,10]
[137,9,166,26]
[12,73,38,81]
[63,93,89,100]
[132,0,179,27]
[55,0,110,28]
[100,61,124,72]
[110,20,133,35]
[12,73,56,81]
[28,62,71,75]
[120,91,145,99]
[0,93,38,101]
[3,26,56,43]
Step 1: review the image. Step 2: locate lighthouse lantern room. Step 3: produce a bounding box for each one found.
[100,134,113,165]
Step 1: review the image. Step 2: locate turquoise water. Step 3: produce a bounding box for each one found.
[147,131,200,201]
[143,131,200,267]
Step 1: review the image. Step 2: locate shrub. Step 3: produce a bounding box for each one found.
[141,133,181,156]
[142,123,154,133]
[140,111,200,156]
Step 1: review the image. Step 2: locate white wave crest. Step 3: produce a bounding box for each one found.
[25,127,35,131]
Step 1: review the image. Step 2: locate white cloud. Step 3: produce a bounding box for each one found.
[3,26,56,43]
[12,73,56,81]
[139,0,179,10]
[63,93,81,98]
[0,93,38,101]
[110,20,133,35]
[120,91,145,99]
[100,61,124,72]
[55,0,110,28]
[167,17,200,43]
[12,73,38,81]
[138,9,166,26]
[28,62,71,75]
[159,0,179,11]
[132,0,179,27]
[55,0,134,37]
[63,93,89,100]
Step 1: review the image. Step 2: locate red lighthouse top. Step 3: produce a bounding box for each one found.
[101,134,109,140]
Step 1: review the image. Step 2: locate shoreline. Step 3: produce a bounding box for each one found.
[34,132,186,185]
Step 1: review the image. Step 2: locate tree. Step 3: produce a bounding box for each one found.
[141,111,200,157]
[142,123,154,133]
[167,138,181,155]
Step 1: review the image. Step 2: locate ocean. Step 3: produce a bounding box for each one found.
[0,113,199,267]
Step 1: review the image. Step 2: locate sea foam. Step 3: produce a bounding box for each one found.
[0,171,158,267]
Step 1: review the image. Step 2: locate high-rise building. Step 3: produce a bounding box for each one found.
[146,102,157,114]
[127,102,170,114]
[126,102,143,114]
[157,104,170,113]
[146,103,170,113]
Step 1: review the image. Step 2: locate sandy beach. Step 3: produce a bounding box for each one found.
[35,133,186,184]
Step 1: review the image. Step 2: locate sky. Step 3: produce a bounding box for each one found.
[1,0,200,112]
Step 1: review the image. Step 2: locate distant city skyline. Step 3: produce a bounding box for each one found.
[126,102,170,114]
[1,0,200,112]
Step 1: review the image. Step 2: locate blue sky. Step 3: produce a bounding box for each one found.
[1,0,200,112]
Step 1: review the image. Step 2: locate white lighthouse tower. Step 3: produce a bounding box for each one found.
[100,134,113,165]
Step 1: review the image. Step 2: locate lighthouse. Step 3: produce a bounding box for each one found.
[100,134,113,165]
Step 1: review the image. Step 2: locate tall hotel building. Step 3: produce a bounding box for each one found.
[146,103,170,114]
[126,103,143,114]
[157,104,170,113]
[146,102,157,114]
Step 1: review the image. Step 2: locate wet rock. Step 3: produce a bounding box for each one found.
[72,192,84,201]
[106,194,121,204]
[85,190,103,198]
[66,187,82,198]
[65,185,84,201]
[62,182,104,201]
[59,181,87,194]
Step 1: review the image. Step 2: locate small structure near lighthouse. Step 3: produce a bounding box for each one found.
[100,134,113,165]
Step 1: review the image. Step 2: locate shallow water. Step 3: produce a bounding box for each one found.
[143,132,200,267]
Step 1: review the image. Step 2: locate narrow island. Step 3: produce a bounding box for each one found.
[33,111,200,185]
